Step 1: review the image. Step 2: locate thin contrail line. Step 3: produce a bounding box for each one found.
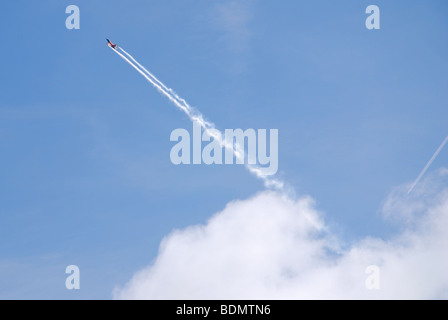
[408,135,448,194]
[110,46,284,190]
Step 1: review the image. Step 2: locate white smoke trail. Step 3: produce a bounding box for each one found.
[119,48,216,131]
[112,49,190,114]
[119,48,186,105]
[408,135,448,194]
[110,46,284,190]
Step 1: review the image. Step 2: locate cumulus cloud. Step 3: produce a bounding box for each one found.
[114,169,448,299]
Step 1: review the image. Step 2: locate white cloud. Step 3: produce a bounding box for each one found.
[214,1,253,52]
[383,168,448,226]
[114,169,448,299]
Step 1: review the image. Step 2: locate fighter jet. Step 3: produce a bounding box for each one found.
[106,39,117,49]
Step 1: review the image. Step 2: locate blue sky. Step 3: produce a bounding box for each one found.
[0,1,447,299]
